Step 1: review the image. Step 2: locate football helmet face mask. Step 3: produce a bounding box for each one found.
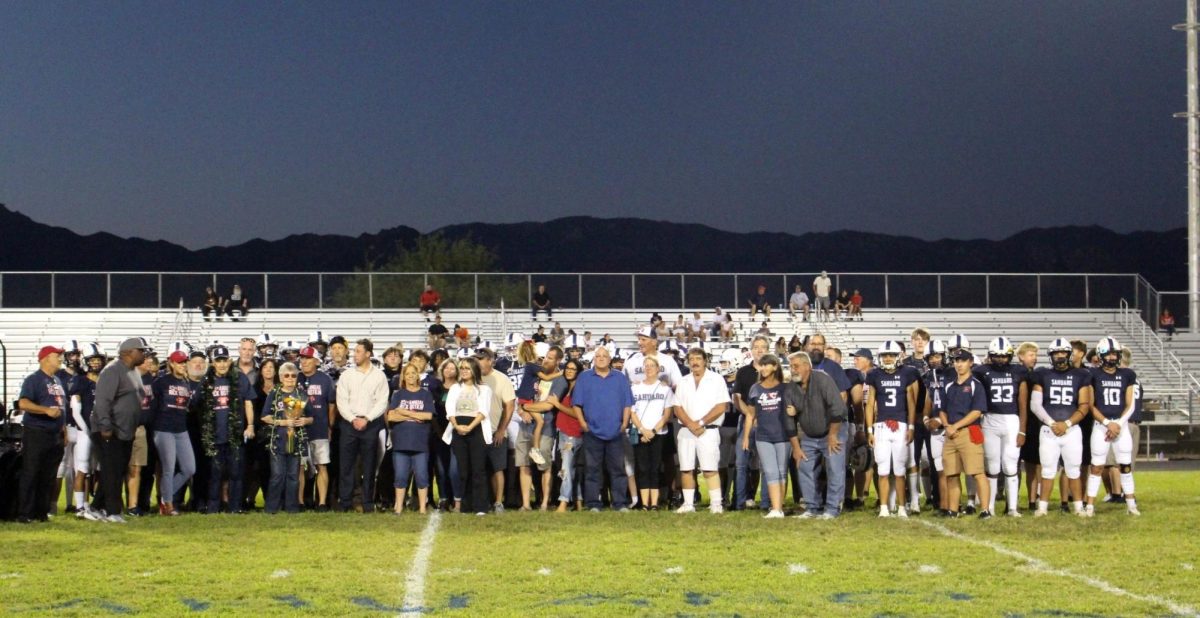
[988,337,1014,369]
[877,340,901,371]
[1048,337,1072,371]
[924,340,948,370]
[1096,337,1122,369]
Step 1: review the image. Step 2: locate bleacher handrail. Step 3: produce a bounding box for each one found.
[1118,298,1199,422]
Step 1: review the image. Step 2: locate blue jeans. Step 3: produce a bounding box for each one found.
[206,442,244,513]
[583,432,628,510]
[558,432,582,503]
[798,424,849,516]
[735,416,768,509]
[153,430,195,505]
[755,440,792,485]
[392,451,431,489]
[267,451,301,514]
[432,436,462,501]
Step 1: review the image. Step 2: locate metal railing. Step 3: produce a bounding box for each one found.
[1117,298,1199,423]
[0,271,1147,312]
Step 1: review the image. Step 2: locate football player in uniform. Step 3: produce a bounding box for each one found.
[255,333,279,364]
[56,339,84,514]
[864,341,919,517]
[1030,338,1092,516]
[69,344,106,520]
[920,340,953,515]
[1015,341,1041,509]
[974,337,1029,516]
[1084,338,1139,516]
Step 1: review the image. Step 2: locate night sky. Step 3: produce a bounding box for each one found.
[0,1,1187,249]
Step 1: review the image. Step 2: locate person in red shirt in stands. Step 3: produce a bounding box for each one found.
[420,285,441,322]
[849,289,864,321]
[1160,308,1176,340]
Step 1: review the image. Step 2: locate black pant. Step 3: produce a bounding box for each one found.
[19,426,63,520]
[451,425,487,513]
[207,443,244,513]
[633,434,664,489]
[337,418,382,511]
[97,436,132,516]
[584,433,628,510]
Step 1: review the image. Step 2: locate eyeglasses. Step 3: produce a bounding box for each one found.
[280,373,298,378]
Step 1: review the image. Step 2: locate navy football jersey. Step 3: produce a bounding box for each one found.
[1088,367,1137,421]
[1036,367,1091,422]
[1129,378,1143,423]
[923,367,954,414]
[866,366,919,423]
[973,364,1028,415]
[70,375,98,430]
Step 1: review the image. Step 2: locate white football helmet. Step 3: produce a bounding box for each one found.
[1047,337,1072,370]
[988,337,1014,357]
[1096,337,1122,368]
[61,339,83,355]
[948,334,971,352]
[505,332,526,349]
[256,333,275,348]
[534,342,550,359]
[308,331,328,345]
[876,340,902,370]
[81,342,106,370]
[717,348,742,376]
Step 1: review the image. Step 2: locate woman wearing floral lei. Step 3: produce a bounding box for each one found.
[261,362,313,514]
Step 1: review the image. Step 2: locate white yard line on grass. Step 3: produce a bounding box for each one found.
[400,512,442,614]
[916,519,1198,617]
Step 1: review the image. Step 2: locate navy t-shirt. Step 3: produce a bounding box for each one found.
[20,370,67,431]
[973,364,1028,416]
[389,388,435,453]
[1036,367,1092,422]
[70,375,98,431]
[298,370,336,440]
[207,373,256,444]
[939,375,988,426]
[749,383,790,443]
[1089,367,1138,420]
[866,366,919,423]
[152,375,196,433]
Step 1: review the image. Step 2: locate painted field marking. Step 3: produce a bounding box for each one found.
[916,519,1198,617]
[399,511,442,614]
[918,564,942,574]
[788,564,810,575]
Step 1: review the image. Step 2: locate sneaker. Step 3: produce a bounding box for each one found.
[709,504,724,514]
[964,504,977,515]
[908,502,920,515]
[529,448,546,466]
[493,503,505,513]
[618,507,630,513]
[588,508,601,513]
[978,511,993,520]
[796,511,818,519]
[878,506,891,518]
[1006,509,1023,518]
[896,507,908,519]
[1127,505,1141,516]
[764,510,785,519]
[1076,506,1091,518]
[1082,505,1095,518]
[125,507,146,518]
[744,499,757,509]
[1059,503,1070,514]
[475,511,487,516]
[80,506,105,522]
[818,513,837,520]
[675,504,696,514]
[105,514,128,524]
[1034,506,1048,517]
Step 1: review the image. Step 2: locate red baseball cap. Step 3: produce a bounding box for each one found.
[38,345,65,361]
[168,350,189,364]
[299,345,322,360]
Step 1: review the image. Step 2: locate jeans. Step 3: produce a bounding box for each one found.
[97,436,132,517]
[451,425,488,513]
[755,440,792,485]
[432,435,462,501]
[337,418,383,511]
[18,426,63,520]
[557,432,582,502]
[206,442,244,513]
[735,417,768,509]
[583,432,629,510]
[153,430,196,505]
[267,451,301,513]
[392,451,431,489]
[798,424,849,516]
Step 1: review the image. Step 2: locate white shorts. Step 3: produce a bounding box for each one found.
[872,422,908,476]
[1089,421,1133,467]
[73,429,94,474]
[983,414,1021,477]
[308,439,331,465]
[921,430,946,472]
[676,427,721,472]
[1039,423,1082,480]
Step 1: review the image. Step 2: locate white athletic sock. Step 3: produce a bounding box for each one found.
[1037,500,1049,512]
[907,472,919,504]
[1086,474,1102,499]
[1072,500,1083,513]
[73,491,86,509]
[987,477,998,514]
[1005,475,1020,512]
[709,488,722,508]
[1120,473,1135,496]
[683,490,695,507]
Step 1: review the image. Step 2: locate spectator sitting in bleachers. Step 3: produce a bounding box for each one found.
[419,285,441,322]
[834,290,851,320]
[201,286,222,322]
[1160,308,1176,340]
[222,284,249,321]
[849,289,864,321]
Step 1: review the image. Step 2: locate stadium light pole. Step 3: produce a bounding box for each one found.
[1176,0,1200,333]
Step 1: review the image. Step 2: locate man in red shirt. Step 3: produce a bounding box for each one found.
[419,285,441,322]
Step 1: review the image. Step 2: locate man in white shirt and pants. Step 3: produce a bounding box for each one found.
[673,347,731,513]
[335,339,389,513]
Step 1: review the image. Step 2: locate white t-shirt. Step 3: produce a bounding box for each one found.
[790,291,809,307]
[674,369,731,425]
[631,381,675,435]
[624,351,683,389]
[688,317,705,331]
[814,276,832,298]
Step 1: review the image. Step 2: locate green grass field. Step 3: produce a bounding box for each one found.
[1,471,1197,616]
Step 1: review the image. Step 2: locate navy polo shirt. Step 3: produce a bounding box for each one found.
[939,375,988,426]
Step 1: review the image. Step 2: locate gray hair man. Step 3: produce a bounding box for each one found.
[786,351,849,518]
